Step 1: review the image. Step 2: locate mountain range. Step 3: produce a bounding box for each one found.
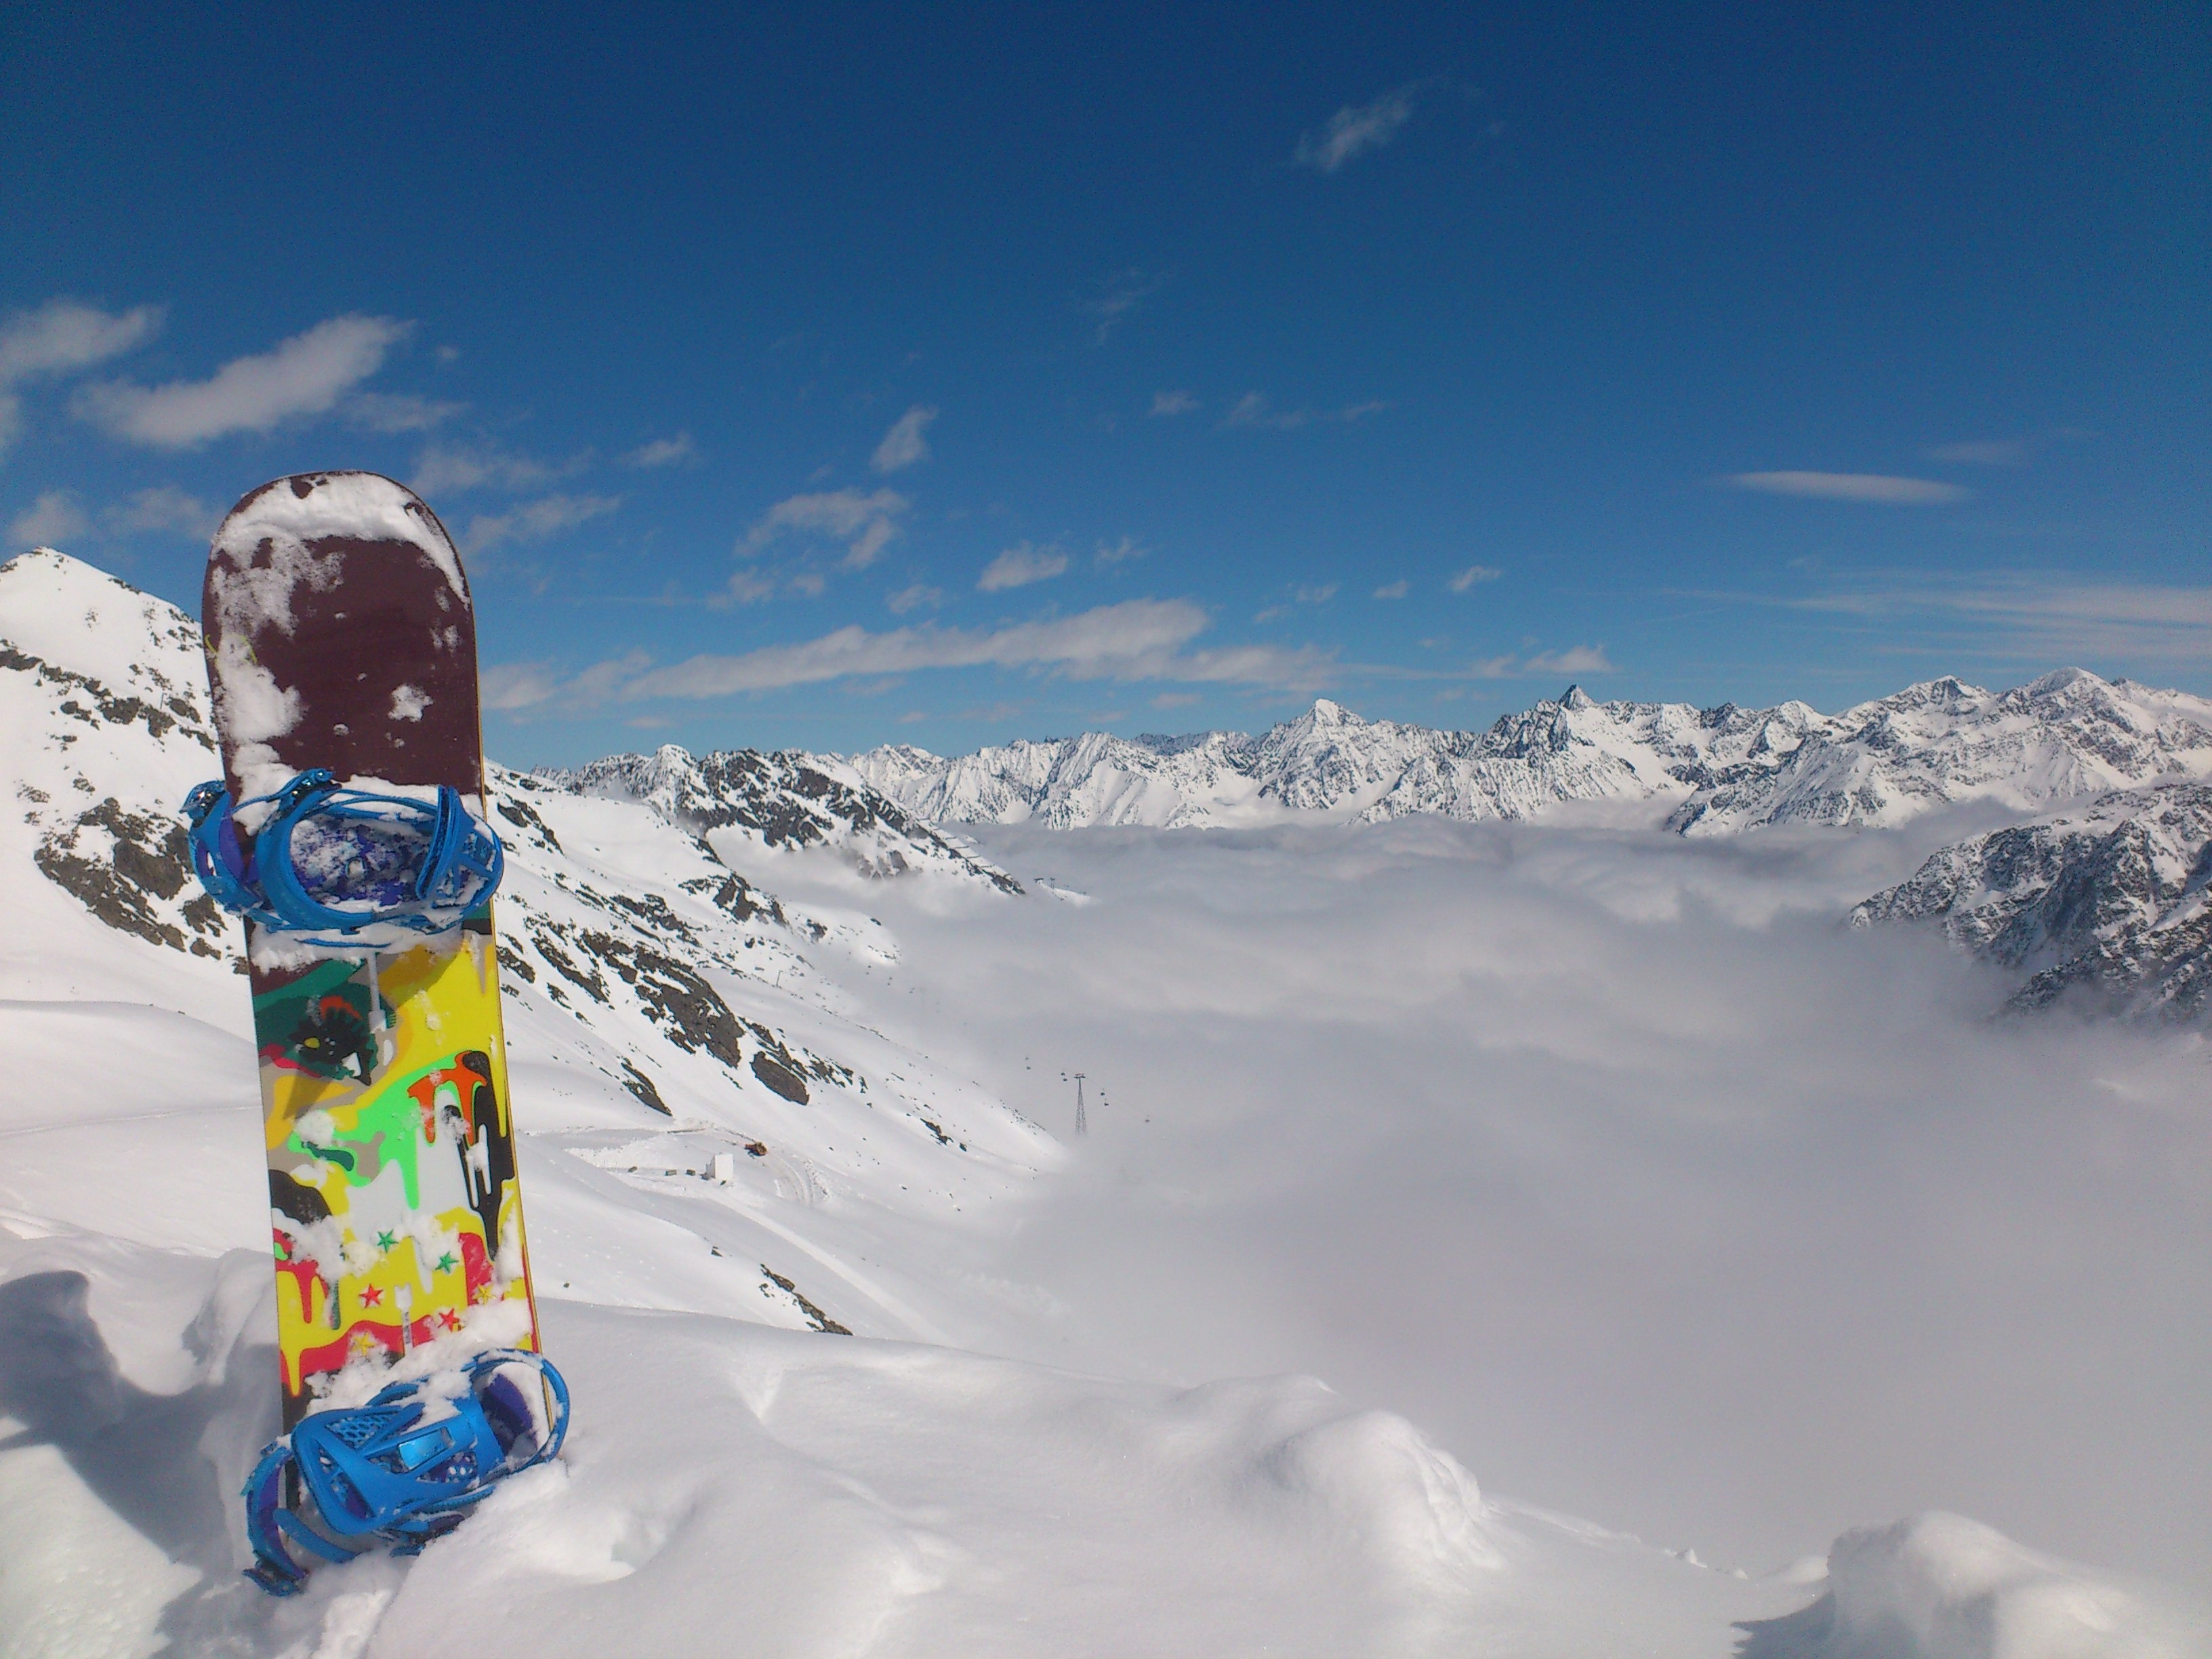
[840,675,2212,836]
[9,544,2211,1036]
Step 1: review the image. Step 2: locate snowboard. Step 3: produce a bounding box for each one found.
[202,472,540,1430]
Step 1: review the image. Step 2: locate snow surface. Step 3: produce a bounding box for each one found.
[3,551,2209,1656]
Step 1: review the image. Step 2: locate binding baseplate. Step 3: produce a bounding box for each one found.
[184,768,504,951]
[243,1349,569,1595]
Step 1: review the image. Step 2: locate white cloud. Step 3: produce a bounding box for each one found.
[457,493,619,556]
[1726,471,1971,505]
[348,392,464,433]
[1294,583,1337,604]
[104,486,218,539]
[1151,691,1202,710]
[480,661,564,712]
[412,443,557,497]
[1524,644,1616,676]
[1464,644,1616,678]
[1294,85,1419,174]
[1762,575,2212,666]
[872,406,938,473]
[979,541,1071,592]
[614,598,1329,701]
[1095,536,1145,567]
[7,491,89,548]
[75,314,410,447]
[721,569,777,606]
[1373,579,1410,600]
[747,487,909,569]
[1448,563,1502,592]
[625,432,696,468]
[1223,392,1386,430]
[0,298,163,454]
[1086,269,1166,344]
[1226,392,1296,429]
[887,582,943,614]
[0,298,163,384]
[1151,390,1199,417]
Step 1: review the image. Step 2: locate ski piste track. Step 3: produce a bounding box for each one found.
[2,545,2209,1655]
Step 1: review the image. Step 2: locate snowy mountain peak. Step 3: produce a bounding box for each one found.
[1,548,207,696]
[846,672,2212,838]
[541,743,1022,893]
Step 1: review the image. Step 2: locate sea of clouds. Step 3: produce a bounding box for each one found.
[778,813,2212,1592]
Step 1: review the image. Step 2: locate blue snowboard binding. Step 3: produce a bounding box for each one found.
[243,1349,570,1595]
[183,768,504,949]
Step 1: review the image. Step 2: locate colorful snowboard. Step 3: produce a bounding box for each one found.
[202,472,539,1429]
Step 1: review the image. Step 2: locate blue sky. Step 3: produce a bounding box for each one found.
[3,2,2205,764]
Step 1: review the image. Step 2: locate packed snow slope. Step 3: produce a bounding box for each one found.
[3,550,2209,1656]
[843,674,2212,834]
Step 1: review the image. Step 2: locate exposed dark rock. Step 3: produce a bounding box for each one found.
[761,1265,849,1334]
[619,1060,671,1115]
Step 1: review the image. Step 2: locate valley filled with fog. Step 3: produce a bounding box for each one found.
[785,813,2212,1591]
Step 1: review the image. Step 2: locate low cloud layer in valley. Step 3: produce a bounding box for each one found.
[812,817,2212,1589]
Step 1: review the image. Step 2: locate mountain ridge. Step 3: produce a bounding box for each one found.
[840,671,2212,836]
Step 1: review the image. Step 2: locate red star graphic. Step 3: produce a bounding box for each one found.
[359,1286,384,1307]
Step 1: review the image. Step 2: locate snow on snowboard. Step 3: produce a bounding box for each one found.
[187,472,565,1591]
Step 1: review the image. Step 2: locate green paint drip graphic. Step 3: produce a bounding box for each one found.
[289,1061,466,1212]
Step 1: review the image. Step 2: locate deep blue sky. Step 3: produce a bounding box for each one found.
[3,2,2205,763]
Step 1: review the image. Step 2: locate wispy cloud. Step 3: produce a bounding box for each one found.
[348,392,463,434]
[1448,563,1502,592]
[872,405,938,473]
[1725,471,1971,505]
[1151,691,1203,710]
[1373,579,1410,600]
[457,493,619,556]
[626,432,696,468]
[1223,392,1386,430]
[624,600,1329,699]
[720,568,777,606]
[0,298,163,453]
[7,483,219,550]
[979,541,1070,592]
[1751,573,2212,666]
[481,661,565,713]
[491,600,1333,711]
[1086,268,1168,344]
[746,487,909,569]
[1095,536,1146,567]
[75,314,409,447]
[7,490,89,548]
[1294,85,1420,174]
[1468,644,1617,679]
[1151,390,1199,417]
[105,486,218,539]
[1525,644,1616,675]
[412,442,558,497]
[1294,583,1337,604]
[887,581,943,614]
